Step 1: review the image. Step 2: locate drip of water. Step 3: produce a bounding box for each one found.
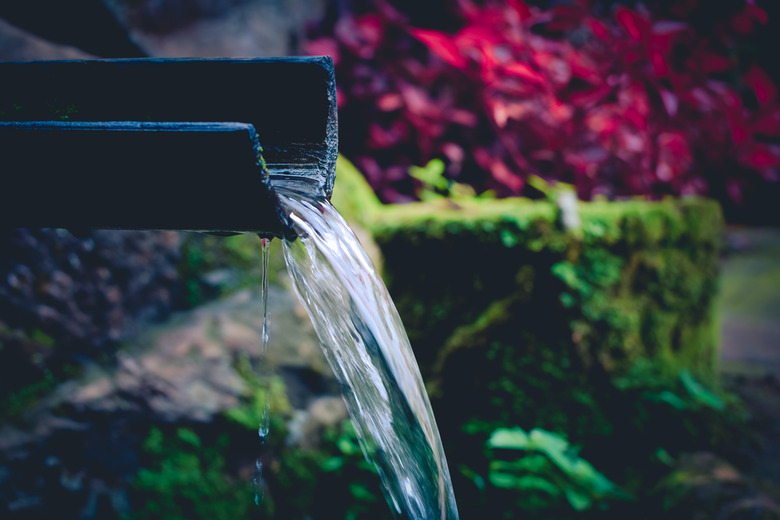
[276,185,460,520]
[260,237,271,354]
[254,237,272,505]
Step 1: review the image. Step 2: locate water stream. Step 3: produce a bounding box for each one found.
[273,185,459,519]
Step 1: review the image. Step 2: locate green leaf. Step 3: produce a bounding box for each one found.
[488,471,521,489]
[409,159,448,191]
[489,460,526,474]
[349,482,378,502]
[176,428,202,448]
[322,457,344,472]
[655,447,675,466]
[338,437,359,456]
[450,182,477,199]
[489,463,561,495]
[680,370,725,410]
[653,390,689,410]
[526,175,555,198]
[142,427,164,454]
[458,465,486,492]
[526,429,576,475]
[517,475,561,496]
[564,486,592,511]
[511,453,550,473]
[527,429,569,454]
[487,427,529,449]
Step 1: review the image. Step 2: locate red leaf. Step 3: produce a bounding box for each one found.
[568,83,611,106]
[752,108,780,137]
[503,62,546,85]
[585,18,610,40]
[377,93,403,111]
[507,0,532,20]
[615,6,649,41]
[749,4,769,24]
[410,28,467,69]
[397,82,430,116]
[700,53,732,74]
[336,14,383,57]
[745,65,777,107]
[586,108,619,136]
[732,4,768,34]
[727,109,750,146]
[727,180,744,205]
[660,90,678,116]
[455,25,503,51]
[656,132,692,181]
[546,4,586,32]
[450,109,478,127]
[489,159,524,192]
[739,143,780,170]
[305,38,340,64]
[478,45,500,84]
[567,51,602,84]
[650,49,669,77]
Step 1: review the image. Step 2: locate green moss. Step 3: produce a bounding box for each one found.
[129,374,330,520]
[330,155,382,228]
[128,427,255,520]
[370,196,722,382]
[0,370,58,421]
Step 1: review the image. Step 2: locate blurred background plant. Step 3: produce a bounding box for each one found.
[308,0,780,223]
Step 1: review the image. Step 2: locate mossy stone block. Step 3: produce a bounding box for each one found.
[366,196,723,447]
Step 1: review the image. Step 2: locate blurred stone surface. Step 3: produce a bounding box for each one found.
[656,452,780,520]
[0,17,92,61]
[0,284,339,518]
[0,1,142,59]
[102,0,327,57]
[301,395,348,448]
[0,229,182,356]
[720,227,780,377]
[0,0,327,61]
[65,285,333,422]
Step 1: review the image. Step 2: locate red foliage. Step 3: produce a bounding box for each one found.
[307,0,780,204]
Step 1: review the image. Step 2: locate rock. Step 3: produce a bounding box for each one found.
[58,284,334,423]
[0,1,143,58]
[297,395,347,449]
[0,17,92,61]
[657,452,780,520]
[263,285,332,376]
[103,0,327,57]
[307,395,347,427]
[0,229,182,361]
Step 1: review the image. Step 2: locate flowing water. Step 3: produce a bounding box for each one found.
[274,184,459,520]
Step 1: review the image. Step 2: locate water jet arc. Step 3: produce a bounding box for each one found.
[0,57,338,238]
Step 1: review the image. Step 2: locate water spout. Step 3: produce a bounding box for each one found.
[0,57,338,237]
